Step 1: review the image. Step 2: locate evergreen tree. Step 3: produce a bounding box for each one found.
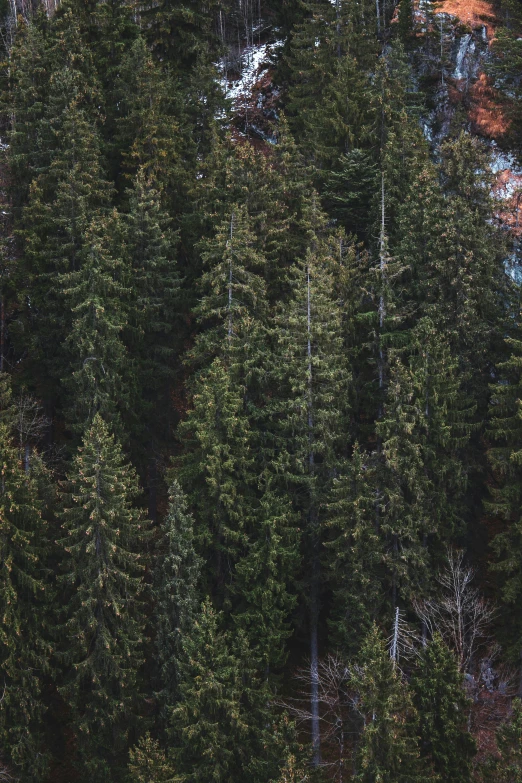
[61,215,133,436]
[180,207,268,600]
[487,329,522,663]
[57,414,147,780]
[376,319,473,605]
[171,598,287,783]
[117,37,190,208]
[127,733,177,783]
[411,633,475,782]
[0,373,50,781]
[269,213,351,763]
[72,0,140,177]
[154,480,202,718]
[484,698,522,782]
[327,444,385,655]
[352,625,424,782]
[122,167,181,463]
[6,8,51,218]
[16,21,112,405]
[285,0,377,166]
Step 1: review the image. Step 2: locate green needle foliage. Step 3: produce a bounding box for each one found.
[57,414,148,780]
[0,374,50,781]
[154,479,202,717]
[352,625,425,783]
[411,634,475,783]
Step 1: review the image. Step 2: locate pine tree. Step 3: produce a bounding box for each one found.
[71,0,140,178]
[487,330,522,664]
[6,8,51,218]
[57,414,147,780]
[285,0,377,166]
[154,480,202,718]
[232,482,299,673]
[434,133,509,409]
[484,698,522,782]
[127,733,177,783]
[16,21,112,405]
[352,625,424,782]
[376,319,473,605]
[180,207,268,600]
[411,633,475,782]
[269,213,351,763]
[117,37,190,208]
[327,444,386,656]
[122,167,181,462]
[171,598,287,783]
[0,373,50,781]
[140,0,223,72]
[61,214,133,436]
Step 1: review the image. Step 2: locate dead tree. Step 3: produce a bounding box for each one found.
[414,548,495,674]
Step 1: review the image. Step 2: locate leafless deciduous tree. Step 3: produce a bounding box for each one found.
[278,655,358,783]
[414,548,495,673]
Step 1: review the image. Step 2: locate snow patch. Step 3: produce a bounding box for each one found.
[220,39,284,107]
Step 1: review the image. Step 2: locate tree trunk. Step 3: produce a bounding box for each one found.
[310,553,321,766]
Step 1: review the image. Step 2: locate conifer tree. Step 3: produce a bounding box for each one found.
[57,414,147,780]
[117,37,190,207]
[71,0,140,176]
[327,444,386,655]
[434,133,509,409]
[412,633,475,782]
[0,373,50,782]
[487,330,522,665]
[285,0,377,166]
[122,167,181,461]
[376,320,472,605]
[484,698,522,782]
[154,480,202,717]
[180,207,268,599]
[17,18,113,405]
[171,598,287,783]
[352,625,424,782]
[127,733,176,783]
[61,215,133,436]
[270,214,351,763]
[232,482,299,674]
[140,0,222,72]
[6,8,51,217]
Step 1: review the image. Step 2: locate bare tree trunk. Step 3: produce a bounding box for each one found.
[377,173,386,418]
[148,450,157,524]
[228,212,235,344]
[310,555,321,766]
[0,294,4,372]
[307,260,321,766]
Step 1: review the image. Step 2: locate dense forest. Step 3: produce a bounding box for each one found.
[2,0,522,780]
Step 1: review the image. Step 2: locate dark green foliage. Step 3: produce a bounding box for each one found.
[0,373,50,781]
[1,1,522,778]
[57,414,147,780]
[127,733,177,783]
[154,480,202,715]
[352,625,424,782]
[484,698,522,782]
[487,330,522,658]
[122,169,181,442]
[171,598,288,783]
[411,634,476,782]
[61,215,133,435]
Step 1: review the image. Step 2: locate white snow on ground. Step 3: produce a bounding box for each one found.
[220,39,284,107]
